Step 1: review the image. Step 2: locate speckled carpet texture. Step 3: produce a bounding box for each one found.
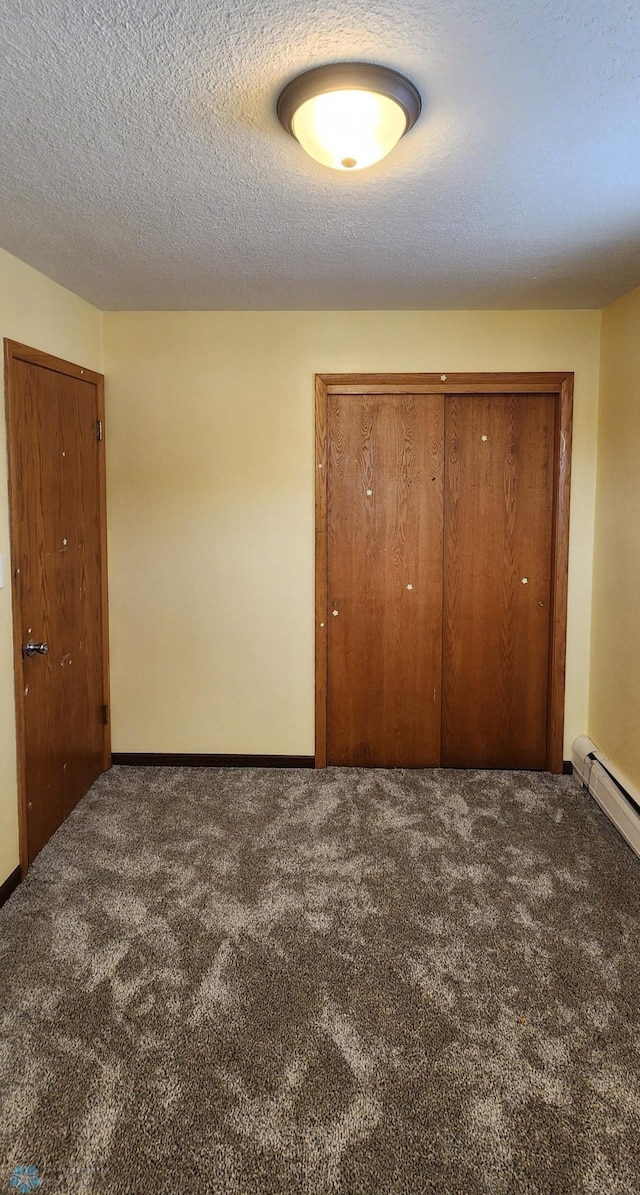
[1,766,639,1195]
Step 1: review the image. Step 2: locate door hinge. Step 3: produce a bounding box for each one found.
[102,704,109,725]
[96,419,103,441]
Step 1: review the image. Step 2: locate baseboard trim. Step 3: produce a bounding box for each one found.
[111,753,315,769]
[0,865,22,909]
[112,754,574,774]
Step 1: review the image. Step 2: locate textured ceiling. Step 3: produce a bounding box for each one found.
[1,0,640,310]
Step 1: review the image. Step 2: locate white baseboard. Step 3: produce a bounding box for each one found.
[572,738,640,861]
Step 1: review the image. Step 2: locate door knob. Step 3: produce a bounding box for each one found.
[23,639,49,658]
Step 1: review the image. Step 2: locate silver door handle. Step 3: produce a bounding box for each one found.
[23,640,49,658]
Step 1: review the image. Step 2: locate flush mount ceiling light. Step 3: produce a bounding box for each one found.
[277,62,422,172]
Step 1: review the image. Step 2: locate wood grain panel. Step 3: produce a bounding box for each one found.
[12,362,65,859]
[442,393,555,769]
[547,376,574,772]
[315,373,573,773]
[315,375,329,768]
[5,340,103,384]
[327,392,444,767]
[321,373,572,395]
[59,374,105,815]
[4,340,109,869]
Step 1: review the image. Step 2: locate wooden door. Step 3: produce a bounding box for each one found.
[442,393,555,769]
[326,391,444,766]
[317,373,573,773]
[4,341,110,868]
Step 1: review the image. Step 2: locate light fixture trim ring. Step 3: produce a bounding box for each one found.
[276,62,422,139]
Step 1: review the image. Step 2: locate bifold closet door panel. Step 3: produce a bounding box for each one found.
[442,393,555,769]
[327,392,444,767]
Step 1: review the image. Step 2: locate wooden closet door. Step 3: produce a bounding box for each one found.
[326,392,444,767]
[442,393,555,769]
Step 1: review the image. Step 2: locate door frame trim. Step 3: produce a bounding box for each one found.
[3,339,111,874]
[315,372,574,773]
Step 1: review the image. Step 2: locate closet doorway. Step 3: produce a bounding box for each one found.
[315,373,573,772]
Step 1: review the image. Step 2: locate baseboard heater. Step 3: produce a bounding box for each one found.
[572,736,640,860]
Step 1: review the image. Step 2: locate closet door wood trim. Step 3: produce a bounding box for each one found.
[315,374,329,768]
[315,372,573,773]
[322,373,571,394]
[547,374,574,773]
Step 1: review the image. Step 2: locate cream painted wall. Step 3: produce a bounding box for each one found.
[104,309,601,763]
[589,286,640,791]
[0,247,103,885]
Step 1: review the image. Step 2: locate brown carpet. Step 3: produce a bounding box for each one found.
[0,765,639,1194]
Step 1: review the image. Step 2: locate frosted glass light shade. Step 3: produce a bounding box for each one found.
[277,63,422,173]
[291,89,408,171]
